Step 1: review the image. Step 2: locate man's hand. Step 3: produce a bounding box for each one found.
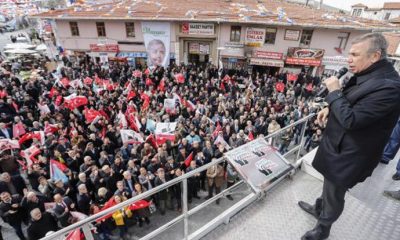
[324,76,341,92]
[317,108,329,127]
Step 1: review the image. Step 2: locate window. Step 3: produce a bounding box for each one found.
[96,22,106,37]
[125,22,135,37]
[337,32,350,50]
[300,29,313,47]
[69,22,79,36]
[357,9,362,16]
[265,28,277,44]
[230,26,241,42]
[352,9,358,17]
[384,12,391,20]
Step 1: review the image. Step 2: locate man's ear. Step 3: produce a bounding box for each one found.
[371,51,382,63]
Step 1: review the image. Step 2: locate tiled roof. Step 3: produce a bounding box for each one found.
[351,3,368,8]
[31,0,397,30]
[390,16,400,23]
[383,2,400,9]
[383,32,400,55]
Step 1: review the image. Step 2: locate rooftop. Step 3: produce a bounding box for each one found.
[31,0,397,31]
[351,3,368,8]
[383,2,400,9]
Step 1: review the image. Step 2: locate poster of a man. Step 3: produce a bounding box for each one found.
[142,22,170,68]
[147,39,166,67]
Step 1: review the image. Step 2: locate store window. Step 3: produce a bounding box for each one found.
[230,26,241,42]
[265,28,277,44]
[69,22,79,36]
[125,22,135,38]
[300,29,313,47]
[96,22,106,37]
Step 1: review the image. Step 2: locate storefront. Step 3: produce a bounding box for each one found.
[178,22,217,66]
[284,47,325,76]
[249,50,284,76]
[220,42,247,70]
[89,44,119,64]
[321,56,348,76]
[116,52,176,67]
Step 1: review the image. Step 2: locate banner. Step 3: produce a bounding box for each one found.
[181,23,214,35]
[142,22,170,68]
[286,47,325,66]
[225,138,293,192]
[155,122,177,134]
[121,129,144,144]
[245,27,266,47]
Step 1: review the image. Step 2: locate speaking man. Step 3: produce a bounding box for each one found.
[298,33,400,240]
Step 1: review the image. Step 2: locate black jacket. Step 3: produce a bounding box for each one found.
[313,60,400,188]
[27,212,59,240]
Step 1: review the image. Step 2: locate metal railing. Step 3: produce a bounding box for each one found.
[41,113,315,240]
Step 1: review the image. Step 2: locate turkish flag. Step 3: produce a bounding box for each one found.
[156,133,175,146]
[129,200,150,211]
[0,89,7,98]
[146,134,158,150]
[85,109,102,123]
[64,96,88,110]
[133,70,142,78]
[49,87,59,98]
[84,77,93,85]
[13,122,26,139]
[158,78,166,92]
[223,75,231,82]
[145,78,154,86]
[212,123,222,139]
[287,73,298,82]
[175,73,185,84]
[144,68,151,76]
[65,229,82,240]
[18,132,44,145]
[127,90,136,101]
[184,152,194,167]
[276,82,285,93]
[44,123,59,135]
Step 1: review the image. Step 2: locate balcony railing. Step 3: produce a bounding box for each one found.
[41,113,316,240]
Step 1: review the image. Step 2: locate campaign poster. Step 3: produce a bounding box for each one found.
[245,27,266,47]
[225,138,293,192]
[142,22,171,68]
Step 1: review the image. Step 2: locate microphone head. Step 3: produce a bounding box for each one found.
[336,67,348,78]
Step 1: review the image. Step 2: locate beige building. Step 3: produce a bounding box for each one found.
[32,0,396,76]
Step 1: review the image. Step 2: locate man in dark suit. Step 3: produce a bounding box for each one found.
[298,33,400,240]
[0,172,27,196]
[27,208,59,240]
[53,193,75,227]
[0,192,25,240]
[0,122,12,139]
[77,184,91,215]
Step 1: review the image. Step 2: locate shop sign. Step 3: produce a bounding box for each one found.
[253,50,283,60]
[245,27,266,47]
[199,44,210,54]
[286,47,325,66]
[225,42,244,48]
[189,42,200,54]
[284,29,300,41]
[182,23,215,35]
[322,56,348,65]
[250,58,284,67]
[90,44,119,52]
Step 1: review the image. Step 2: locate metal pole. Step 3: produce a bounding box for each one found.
[182,178,189,240]
[81,224,94,240]
[296,119,309,160]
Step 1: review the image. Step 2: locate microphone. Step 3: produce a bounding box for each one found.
[317,67,348,97]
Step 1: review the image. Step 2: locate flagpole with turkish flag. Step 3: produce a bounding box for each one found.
[184,152,194,167]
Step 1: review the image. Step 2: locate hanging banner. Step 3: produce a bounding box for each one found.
[225,138,293,192]
[245,27,266,47]
[142,22,171,68]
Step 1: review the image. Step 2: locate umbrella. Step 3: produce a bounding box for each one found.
[4,49,37,54]
[35,44,47,51]
[4,43,36,49]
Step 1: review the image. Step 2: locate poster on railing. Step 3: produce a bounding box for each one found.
[225,138,293,192]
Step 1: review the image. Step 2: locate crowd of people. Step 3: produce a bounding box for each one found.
[0,51,324,240]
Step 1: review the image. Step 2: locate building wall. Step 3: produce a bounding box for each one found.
[351,7,400,21]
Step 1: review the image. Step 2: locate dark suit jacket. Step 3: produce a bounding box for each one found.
[313,59,400,188]
[53,197,74,227]
[77,193,91,215]
[0,175,27,196]
[0,128,12,139]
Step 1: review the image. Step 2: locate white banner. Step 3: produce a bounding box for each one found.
[121,129,144,144]
[155,122,177,134]
[142,22,171,68]
[245,27,266,47]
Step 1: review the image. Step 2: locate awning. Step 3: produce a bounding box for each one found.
[250,58,284,67]
[220,48,245,58]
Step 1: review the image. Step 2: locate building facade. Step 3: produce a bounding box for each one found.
[351,2,400,21]
[33,0,396,77]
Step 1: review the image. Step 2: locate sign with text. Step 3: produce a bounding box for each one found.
[90,44,119,52]
[284,29,300,41]
[182,23,215,35]
[245,27,266,47]
[253,50,283,60]
[250,58,284,67]
[286,47,325,66]
[225,138,293,192]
